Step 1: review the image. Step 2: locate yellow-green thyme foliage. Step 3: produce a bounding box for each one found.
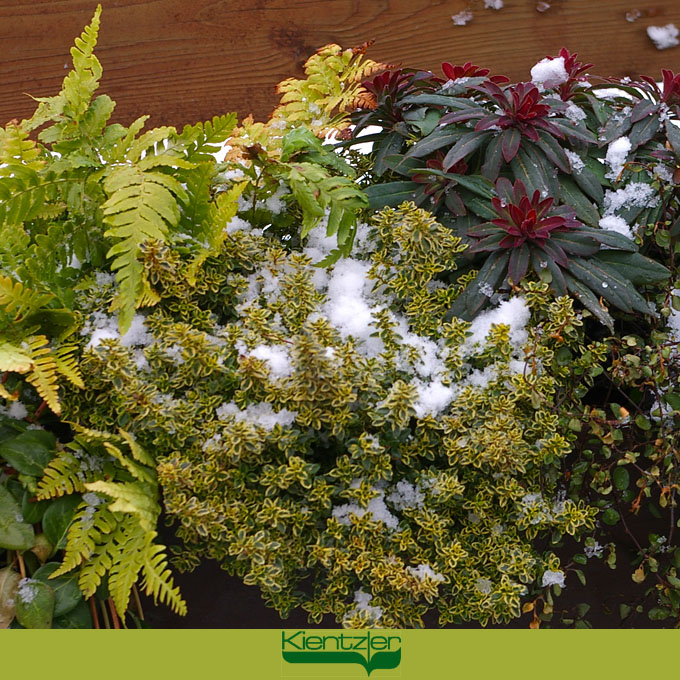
[65,202,597,627]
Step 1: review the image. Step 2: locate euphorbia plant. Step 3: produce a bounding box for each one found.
[449,178,670,328]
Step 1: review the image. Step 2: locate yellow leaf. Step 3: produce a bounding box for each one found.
[632,565,646,583]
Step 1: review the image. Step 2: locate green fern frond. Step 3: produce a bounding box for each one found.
[0,124,45,170]
[0,274,53,321]
[25,4,102,133]
[75,519,118,596]
[102,165,187,332]
[178,114,237,162]
[0,167,68,226]
[186,182,245,285]
[125,126,177,163]
[140,533,187,615]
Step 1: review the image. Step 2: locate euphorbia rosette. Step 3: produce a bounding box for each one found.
[466,178,583,284]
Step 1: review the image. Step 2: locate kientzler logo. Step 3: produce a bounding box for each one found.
[281,630,402,676]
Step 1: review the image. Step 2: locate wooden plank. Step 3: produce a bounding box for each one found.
[0,0,679,128]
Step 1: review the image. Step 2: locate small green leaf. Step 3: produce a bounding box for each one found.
[602,508,620,525]
[612,466,630,491]
[573,553,587,565]
[14,579,54,629]
[635,414,651,431]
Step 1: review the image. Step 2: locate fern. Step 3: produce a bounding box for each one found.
[52,344,84,389]
[186,182,245,285]
[37,450,88,498]
[0,123,45,170]
[25,5,103,135]
[0,274,53,321]
[0,167,68,226]
[275,43,384,133]
[177,113,238,163]
[0,340,33,373]
[107,519,147,614]
[22,335,62,414]
[102,165,188,332]
[43,428,186,616]
[139,534,187,616]
[86,480,159,531]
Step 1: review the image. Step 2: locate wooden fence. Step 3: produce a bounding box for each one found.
[1,0,679,127]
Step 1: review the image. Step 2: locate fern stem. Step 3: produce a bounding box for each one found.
[108,597,121,629]
[89,597,101,629]
[132,583,145,621]
[16,551,26,579]
[33,400,48,420]
[99,599,111,629]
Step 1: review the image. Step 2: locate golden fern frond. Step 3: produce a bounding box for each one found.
[0,340,33,373]
[107,520,147,616]
[140,532,187,616]
[101,442,157,486]
[52,343,84,389]
[53,504,118,579]
[85,480,159,532]
[102,165,188,333]
[0,274,53,321]
[23,335,61,415]
[119,429,155,467]
[37,450,88,499]
[227,43,384,162]
[0,123,45,171]
[76,522,117,596]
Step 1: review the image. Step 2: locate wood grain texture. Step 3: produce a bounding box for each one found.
[1,0,679,128]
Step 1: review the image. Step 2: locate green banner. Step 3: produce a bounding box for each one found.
[2,629,676,679]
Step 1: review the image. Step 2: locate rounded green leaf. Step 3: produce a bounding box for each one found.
[52,598,92,629]
[32,562,83,617]
[42,494,81,549]
[0,429,56,476]
[21,489,50,524]
[635,414,651,431]
[0,566,21,628]
[612,466,630,491]
[14,578,54,629]
[0,484,34,550]
[602,508,620,525]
